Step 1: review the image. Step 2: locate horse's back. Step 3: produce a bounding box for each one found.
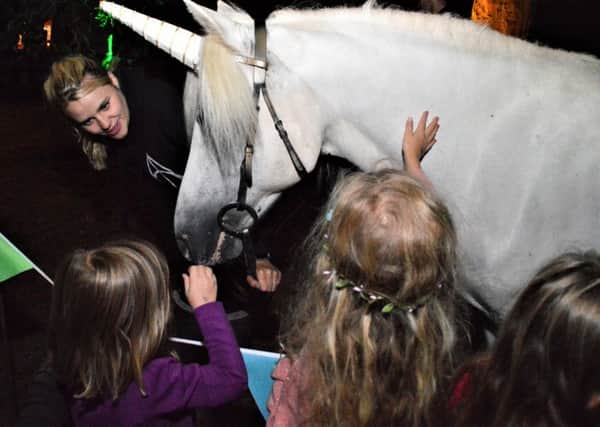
[426,48,600,311]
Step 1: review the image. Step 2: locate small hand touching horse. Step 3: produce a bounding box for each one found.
[403,111,440,190]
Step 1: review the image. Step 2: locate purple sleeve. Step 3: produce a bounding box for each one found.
[143,302,247,411]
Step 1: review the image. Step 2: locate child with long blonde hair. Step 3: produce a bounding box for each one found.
[267,112,467,427]
[48,239,247,426]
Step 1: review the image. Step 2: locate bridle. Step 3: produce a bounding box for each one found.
[216,26,307,278]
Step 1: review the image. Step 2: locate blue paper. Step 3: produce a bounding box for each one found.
[240,348,280,420]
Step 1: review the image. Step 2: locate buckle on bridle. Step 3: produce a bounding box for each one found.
[216,202,258,238]
[217,202,259,279]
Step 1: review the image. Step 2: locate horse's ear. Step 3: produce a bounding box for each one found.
[217,1,254,26]
[217,0,237,14]
[183,0,252,39]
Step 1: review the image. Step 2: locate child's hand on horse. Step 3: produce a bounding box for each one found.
[247,258,282,292]
[402,110,440,165]
[183,265,218,308]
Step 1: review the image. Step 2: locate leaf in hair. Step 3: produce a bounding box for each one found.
[381,303,395,314]
[335,278,352,289]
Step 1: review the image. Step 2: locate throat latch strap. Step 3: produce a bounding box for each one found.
[234,25,307,179]
[260,85,308,179]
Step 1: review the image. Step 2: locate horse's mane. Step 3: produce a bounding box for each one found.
[268,3,597,64]
[199,35,257,172]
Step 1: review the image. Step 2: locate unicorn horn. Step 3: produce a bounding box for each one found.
[99,1,202,70]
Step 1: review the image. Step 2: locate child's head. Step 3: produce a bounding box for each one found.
[321,168,457,304]
[284,169,462,427]
[456,250,600,426]
[49,239,171,400]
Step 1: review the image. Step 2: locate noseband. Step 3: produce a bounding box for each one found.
[217,26,307,278]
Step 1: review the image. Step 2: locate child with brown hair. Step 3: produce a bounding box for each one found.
[267,112,467,427]
[48,239,247,426]
[451,250,600,427]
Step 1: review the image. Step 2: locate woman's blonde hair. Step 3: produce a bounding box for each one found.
[44,55,115,170]
[48,239,171,400]
[282,169,464,427]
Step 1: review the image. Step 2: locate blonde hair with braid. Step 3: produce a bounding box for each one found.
[281,169,466,427]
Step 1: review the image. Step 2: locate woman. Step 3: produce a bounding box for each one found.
[44,54,281,292]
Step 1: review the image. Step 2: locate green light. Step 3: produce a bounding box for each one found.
[95,8,113,28]
[102,34,114,70]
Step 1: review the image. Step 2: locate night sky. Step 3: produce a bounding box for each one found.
[115,0,600,58]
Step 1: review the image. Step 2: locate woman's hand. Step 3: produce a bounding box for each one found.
[183,265,218,309]
[246,258,282,292]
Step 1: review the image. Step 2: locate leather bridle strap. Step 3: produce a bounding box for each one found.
[234,26,308,180]
[218,25,309,279]
[260,85,308,179]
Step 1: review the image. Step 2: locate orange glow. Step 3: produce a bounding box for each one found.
[16,34,25,50]
[471,0,530,37]
[43,19,52,48]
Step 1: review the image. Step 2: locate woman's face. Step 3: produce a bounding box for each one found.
[64,72,130,140]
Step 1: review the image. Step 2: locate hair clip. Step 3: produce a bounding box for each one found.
[325,208,334,222]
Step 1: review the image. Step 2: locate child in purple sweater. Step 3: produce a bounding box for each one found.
[47,239,247,426]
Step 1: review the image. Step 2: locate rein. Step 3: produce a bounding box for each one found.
[216,26,307,278]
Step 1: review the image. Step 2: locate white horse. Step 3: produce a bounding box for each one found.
[100,0,600,313]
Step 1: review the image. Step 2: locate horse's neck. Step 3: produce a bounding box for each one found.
[266,10,487,167]
[265,8,598,170]
[266,8,586,91]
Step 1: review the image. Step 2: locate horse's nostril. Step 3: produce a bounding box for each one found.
[176,234,192,261]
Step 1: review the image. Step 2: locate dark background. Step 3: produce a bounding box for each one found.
[1,0,600,425]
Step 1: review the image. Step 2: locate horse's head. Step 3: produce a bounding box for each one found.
[100,0,322,264]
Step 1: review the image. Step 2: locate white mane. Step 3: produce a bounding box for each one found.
[269,6,596,65]
[198,35,256,172]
